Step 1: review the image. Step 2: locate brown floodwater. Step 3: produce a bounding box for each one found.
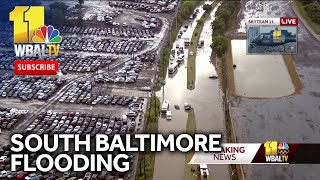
[231,40,295,98]
[154,2,230,180]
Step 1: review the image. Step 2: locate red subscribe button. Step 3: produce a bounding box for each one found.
[14,61,59,76]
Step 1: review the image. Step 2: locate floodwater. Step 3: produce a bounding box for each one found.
[231,40,295,98]
[154,2,230,180]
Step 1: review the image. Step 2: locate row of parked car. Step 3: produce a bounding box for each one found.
[0,108,27,129]
[58,54,117,73]
[94,52,156,84]
[0,75,66,101]
[87,9,123,22]
[60,37,147,54]
[0,50,15,70]
[0,144,134,179]
[57,25,155,39]
[25,108,142,137]
[108,57,144,84]
[59,80,141,107]
[109,1,170,13]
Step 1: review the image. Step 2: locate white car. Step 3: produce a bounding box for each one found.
[0,170,9,178]
[166,111,172,120]
[189,51,194,56]
[184,103,191,110]
[132,97,139,102]
[0,156,7,162]
[126,111,137,117]
[105,128,112,135]
[96,122,102,129]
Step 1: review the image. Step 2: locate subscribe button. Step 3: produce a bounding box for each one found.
[14,60,59,76]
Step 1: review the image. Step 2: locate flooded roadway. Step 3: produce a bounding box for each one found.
[154,2,230,180]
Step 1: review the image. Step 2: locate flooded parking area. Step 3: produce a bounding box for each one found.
[231,39,295,98]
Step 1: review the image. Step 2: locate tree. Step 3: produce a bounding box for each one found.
[203,4,213,13]
[78,0,84,7]
[305,2,320,24]
[299,0,313,5]
[47,2,68,25]
[212,35,228,57]
[212,18,227,34]
[216,7,232,22]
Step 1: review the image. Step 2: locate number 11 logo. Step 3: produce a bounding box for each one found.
[9,6,44,43]
[264,141,278,156]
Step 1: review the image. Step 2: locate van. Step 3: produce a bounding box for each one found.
[161,100,169,113]
[166,111,172,120]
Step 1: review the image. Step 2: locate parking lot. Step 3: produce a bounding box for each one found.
[0,75,66,101]
[58,80,143,107]
[57,23,156,38]
[0,107,28,130]
[0,96,146,179]
[60,36,147,54]
[0,0,179,179]
[59,54,117,74]
[109,1,176,13]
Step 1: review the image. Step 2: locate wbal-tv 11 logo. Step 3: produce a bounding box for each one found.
[264,141,289,163]
[9,6,62,75]
[10,6,61,57]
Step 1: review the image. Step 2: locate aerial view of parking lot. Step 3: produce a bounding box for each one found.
[0,0,320,179]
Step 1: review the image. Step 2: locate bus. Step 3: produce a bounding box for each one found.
[200,164,209,180]
[161,100,169,114]
[168,62,178,74]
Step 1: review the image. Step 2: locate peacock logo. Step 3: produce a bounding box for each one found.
[32,25,62,43]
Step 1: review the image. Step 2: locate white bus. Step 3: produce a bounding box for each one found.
[161,100,169,113]
[168,62,178,74]
[200,164,209,180]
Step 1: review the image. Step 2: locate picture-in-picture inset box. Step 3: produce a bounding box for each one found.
[246,18,298,54]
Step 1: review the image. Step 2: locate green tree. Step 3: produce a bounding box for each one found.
[299,0,313,5]
[305,2,320,24]
[203,4,213,13]
[216,7,232,22]
[212,35,228,57]
[213,18,227,34]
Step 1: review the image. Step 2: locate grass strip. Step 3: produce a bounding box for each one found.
[135,96,160,180]
[187,1,220,90]
[184,108,198,180]
[282,54,303,94]
[155,0,202,91]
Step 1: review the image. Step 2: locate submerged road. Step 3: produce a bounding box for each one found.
[154,1,230,180]
[232,1,320,180]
